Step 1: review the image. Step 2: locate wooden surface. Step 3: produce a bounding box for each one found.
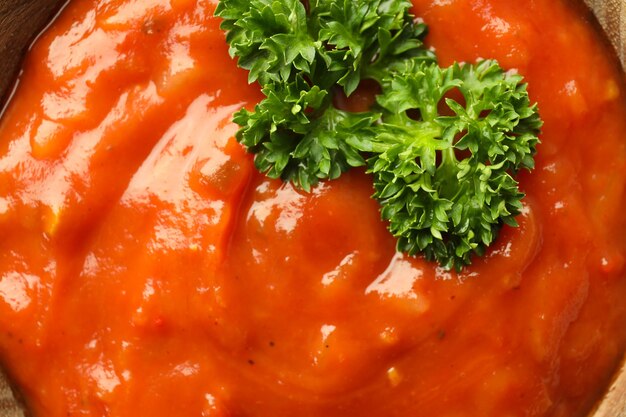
[0,0,623,416]
[0,372,21,417]
[593,361,626,417]
[584,0,626,68]
[0,0,66,104]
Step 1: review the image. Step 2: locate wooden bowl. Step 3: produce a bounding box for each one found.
[580,3,626,415]
[0,0,624,416]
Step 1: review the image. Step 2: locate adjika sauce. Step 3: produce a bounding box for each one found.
[0,0,625,416]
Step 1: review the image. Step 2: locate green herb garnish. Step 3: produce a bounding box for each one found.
[215,0,542,271]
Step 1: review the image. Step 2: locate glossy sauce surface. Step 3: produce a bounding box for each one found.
[0,0,626,416]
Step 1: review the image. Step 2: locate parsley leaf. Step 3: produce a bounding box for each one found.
[215,0,319,85]
[234,76,378,191]
[215,0,435,93]
[360,60,541,270]
[314,0,435,94]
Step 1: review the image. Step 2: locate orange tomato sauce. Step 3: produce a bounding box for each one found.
[0,0,625,416]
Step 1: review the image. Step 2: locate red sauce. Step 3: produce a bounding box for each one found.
[0,0,625,416]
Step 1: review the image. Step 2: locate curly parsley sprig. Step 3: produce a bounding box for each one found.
[216,0,434,190]
[215,0,434,93]
[215,0,542,271]
[233,76,379,191]
[359,60,542,270]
